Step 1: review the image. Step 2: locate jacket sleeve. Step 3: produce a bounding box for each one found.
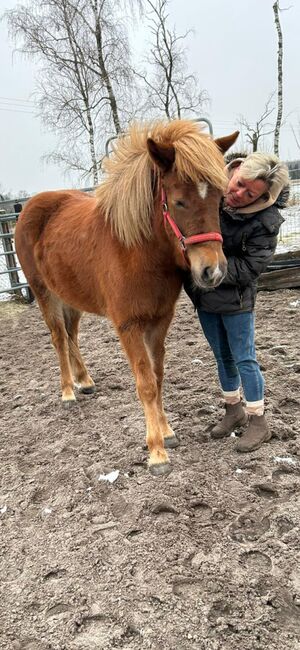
[223,226,278,287]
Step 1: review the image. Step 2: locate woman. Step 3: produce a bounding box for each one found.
[184,152,290,452]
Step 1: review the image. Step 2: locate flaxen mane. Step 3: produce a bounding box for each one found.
[95,120,228,247]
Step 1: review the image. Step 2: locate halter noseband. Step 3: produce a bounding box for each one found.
[161,188,223,253]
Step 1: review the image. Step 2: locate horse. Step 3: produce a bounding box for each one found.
[15,119,238,476]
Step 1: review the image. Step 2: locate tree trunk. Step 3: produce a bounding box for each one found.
[273,1,283,156]
[93,4,121,134]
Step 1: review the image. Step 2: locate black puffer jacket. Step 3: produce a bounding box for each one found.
[184,199,285,314]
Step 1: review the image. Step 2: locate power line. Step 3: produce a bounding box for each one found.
[0,95,36,105]
[0,101,36,109]
[0,106,35,114]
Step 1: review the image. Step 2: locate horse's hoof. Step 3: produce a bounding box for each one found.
[62,399,77,408]
[79,385,96,394]
[149,463,172,477]
[164,435,180,449]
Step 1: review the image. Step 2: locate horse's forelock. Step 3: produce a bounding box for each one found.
[149,120,227,190]
[95,120,227,247]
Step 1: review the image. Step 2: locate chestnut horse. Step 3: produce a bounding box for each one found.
[15,120,238,476]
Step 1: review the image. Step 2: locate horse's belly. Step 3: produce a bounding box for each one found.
[56,282,106,316]
[38,256,107,316]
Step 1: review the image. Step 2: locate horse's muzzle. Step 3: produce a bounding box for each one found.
[192,258,227,290]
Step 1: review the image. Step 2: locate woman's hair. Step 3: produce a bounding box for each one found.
[239,152,290,198]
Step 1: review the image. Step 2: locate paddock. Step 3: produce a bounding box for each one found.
[0,288,299,649]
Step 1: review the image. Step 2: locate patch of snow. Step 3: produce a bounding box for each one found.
[273,456,297,465]
[98,470,119,483]
[191,358,204,365]
[0,505,7,514]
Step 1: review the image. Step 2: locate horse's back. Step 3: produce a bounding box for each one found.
[16,190,92,246]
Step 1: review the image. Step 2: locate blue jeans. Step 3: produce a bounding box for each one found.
[197,310,264,403]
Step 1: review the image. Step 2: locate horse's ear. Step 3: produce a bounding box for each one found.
[214,131,240,154]
[147,138,175,172]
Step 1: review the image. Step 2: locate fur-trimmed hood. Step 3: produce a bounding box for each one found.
[225,157,290,216]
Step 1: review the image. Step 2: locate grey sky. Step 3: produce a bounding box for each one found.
[0,0,299,195]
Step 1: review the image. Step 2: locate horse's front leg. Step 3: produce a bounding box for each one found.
[117,324,171,476]
[144,313,179,449]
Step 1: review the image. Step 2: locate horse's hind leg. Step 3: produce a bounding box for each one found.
[117,323,171,476]
[144,313,179,449]
[63,306,95,394]
[32,291,76,403]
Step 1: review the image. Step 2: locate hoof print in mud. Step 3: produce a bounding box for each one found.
[172,578,202,601]
[239,550,272,573]
[252,482,279,498]
[189,500,212,523]
[272,464,300,485]
[275,515,296,537]
[151,501,177,515]
[229,510,270,542]
[208,599,234,622]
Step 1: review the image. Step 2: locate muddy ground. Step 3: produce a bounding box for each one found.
[0,289,300,650]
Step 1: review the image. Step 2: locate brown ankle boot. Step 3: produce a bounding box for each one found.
[235,414,272,452]
[211,402,248,439]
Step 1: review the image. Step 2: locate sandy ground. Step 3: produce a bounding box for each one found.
[0,289,300,650]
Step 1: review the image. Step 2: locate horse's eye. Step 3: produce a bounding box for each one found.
[175,200,186,209]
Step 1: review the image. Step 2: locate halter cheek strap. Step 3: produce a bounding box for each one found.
[161,188,223,251]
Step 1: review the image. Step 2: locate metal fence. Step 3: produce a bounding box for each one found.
[0,211,33,302]
[0,190,94,302]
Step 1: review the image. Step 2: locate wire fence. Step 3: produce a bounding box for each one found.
[289,178,300,203]
[277,207,300,253]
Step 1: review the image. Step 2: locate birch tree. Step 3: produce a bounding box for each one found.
[5,0,137,184]
[273,1,283,156]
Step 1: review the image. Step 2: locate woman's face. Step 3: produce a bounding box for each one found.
[224,167,268,208]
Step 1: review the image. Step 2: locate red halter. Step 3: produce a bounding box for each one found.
[161,188,223,252]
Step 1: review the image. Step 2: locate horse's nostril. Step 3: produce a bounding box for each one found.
[202,266,212,282]
[200,264,225,287]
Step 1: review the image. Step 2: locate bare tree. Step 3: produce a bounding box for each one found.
[238,94,276,152]
[135,0,208,119]
[273,1,284,155]
[5,0,137,184]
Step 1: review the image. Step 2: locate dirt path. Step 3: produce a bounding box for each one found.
[1,289,300,650]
